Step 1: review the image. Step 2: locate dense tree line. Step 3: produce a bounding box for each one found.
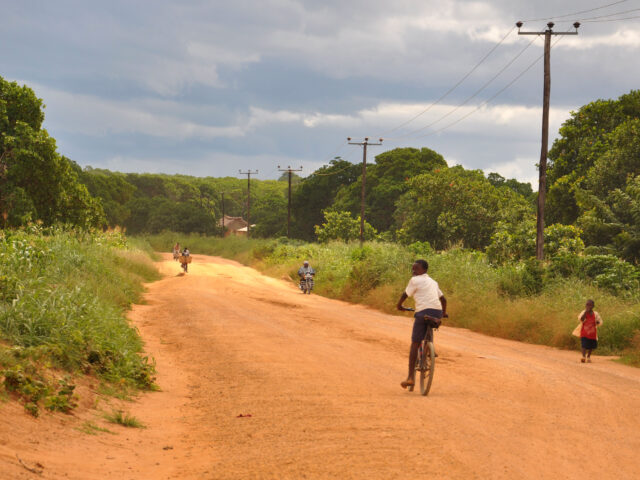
[79,169,290,236]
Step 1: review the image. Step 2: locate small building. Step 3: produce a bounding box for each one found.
[218,215,248,236]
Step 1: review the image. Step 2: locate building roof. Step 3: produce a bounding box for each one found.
[219,215,248,230]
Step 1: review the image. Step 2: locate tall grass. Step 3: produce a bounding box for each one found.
[0,225,160,415]
[143,233,640,363]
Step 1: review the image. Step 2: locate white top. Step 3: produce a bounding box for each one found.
[405,274,443,312]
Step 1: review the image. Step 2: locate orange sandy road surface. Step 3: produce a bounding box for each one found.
[2,253,640,479]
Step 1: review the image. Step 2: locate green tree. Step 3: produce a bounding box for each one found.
[487,172,534,199]
[578,174,640,263]
[546,90,640,225]
[0,77,104,227]
[332,147,447,232]
[487,221,584,264]
[395,166,532,250]
[251,184,287,238]
[291,158,361,240]
[80,168,137,227]
[314,210,377,242]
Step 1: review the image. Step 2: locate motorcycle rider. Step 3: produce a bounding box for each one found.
[298,260,315,291]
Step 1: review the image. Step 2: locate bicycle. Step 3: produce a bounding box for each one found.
[401,307,446,396]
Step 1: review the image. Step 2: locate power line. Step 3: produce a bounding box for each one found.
[523,0,631,22]
[377,26,517,137]
[389,34,540,140]
[578,6,640,20]
[414,35,566,140]
[322,140,348,163]
[583,13,640,21]
[417,33,567,140]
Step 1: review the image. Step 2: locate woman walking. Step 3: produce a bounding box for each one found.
[577,299,603,363]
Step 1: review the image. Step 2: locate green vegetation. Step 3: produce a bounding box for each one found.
[143,234,640,364]
[104,409,145,428]
[0,226,159,415]
[547,90,640,263]
[0,76,104,228]
[79,168,290,237]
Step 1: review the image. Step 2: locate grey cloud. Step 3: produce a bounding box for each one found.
[1,0,638,184]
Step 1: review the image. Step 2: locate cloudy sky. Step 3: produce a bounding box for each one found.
[2,0,639,185]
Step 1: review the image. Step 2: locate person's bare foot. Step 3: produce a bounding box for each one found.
[401,379,415,389]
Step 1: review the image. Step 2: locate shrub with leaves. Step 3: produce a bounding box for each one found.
[314,210,377,242]
[0,225,158,414]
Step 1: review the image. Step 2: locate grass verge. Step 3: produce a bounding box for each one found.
[0,225,160,416]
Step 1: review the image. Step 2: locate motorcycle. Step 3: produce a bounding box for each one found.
[299,272,314,294]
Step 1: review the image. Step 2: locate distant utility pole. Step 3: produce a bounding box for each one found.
[347,137,383,245]
[517,20,580,260]
[238,169,258,237]
[221,192,225,237]
[278,165,303,238]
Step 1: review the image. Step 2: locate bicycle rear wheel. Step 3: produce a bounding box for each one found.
[419,341,435,396]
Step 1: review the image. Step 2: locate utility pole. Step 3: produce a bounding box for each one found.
[221,192,225,237]
[517,21,580,260]
[238,170,258,237]
[347,137,383,245]
[278,165,303,237]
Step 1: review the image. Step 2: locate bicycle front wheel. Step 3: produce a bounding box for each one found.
[419,341,435,396]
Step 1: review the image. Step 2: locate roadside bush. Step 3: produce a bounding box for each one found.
[0,225,159,415]
[315,210,377,242]
[548,253,583,278]
[497,259,545,297]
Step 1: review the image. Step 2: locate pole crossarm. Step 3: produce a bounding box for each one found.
[347,137,383,245]
[278,165,303,238]
[516,21,581,36]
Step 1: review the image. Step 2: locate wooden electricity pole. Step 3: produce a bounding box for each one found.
[517,21,580,260]
[278,165,303,237]
[347,137,383,245]
[238,170,258,237]
[221,192,225,237]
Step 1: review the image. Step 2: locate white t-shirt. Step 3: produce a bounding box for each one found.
[405,274,443,312]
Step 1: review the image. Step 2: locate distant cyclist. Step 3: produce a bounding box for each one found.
[180,247,191,273]
[397,259,447,390]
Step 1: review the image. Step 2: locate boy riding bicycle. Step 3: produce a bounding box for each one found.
[397,259,447,390]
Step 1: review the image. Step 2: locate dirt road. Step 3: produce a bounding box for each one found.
[2,254,640,479]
